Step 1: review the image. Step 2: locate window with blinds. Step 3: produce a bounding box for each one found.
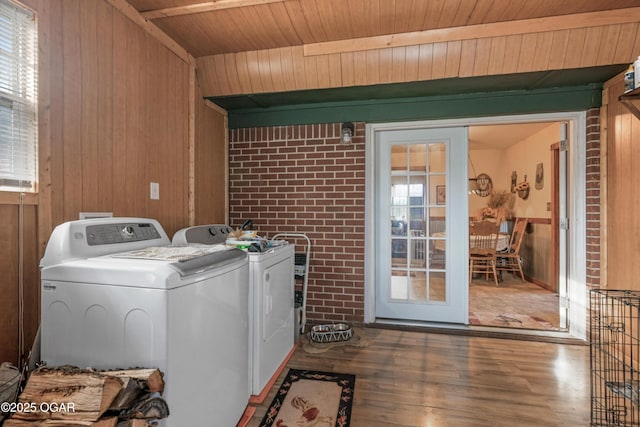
[0,0,37,192]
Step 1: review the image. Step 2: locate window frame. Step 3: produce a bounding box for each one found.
[0,0,38,193]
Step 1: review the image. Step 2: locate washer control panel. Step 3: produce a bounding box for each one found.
[86,222,162,245]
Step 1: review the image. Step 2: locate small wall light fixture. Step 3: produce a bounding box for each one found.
[341,122,355,144]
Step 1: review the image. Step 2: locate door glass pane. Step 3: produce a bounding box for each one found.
[388,140,448,303]
[429,271,446,302]
[429,143,446,173]
[409,144,427,171]
[428,203,446,269]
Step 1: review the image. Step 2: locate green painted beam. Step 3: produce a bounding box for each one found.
[224,84,602,129]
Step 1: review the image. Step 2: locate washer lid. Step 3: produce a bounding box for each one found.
[112,244,247,276]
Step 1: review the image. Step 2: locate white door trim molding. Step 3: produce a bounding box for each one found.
[365,111,587,340]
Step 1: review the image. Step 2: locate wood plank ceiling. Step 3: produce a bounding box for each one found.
[125,0,640,102]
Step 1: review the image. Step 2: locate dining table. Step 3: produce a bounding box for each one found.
[431,231,510,252]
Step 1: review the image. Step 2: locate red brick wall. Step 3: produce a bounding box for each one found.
[229,115,602,324]
[585,108,601,288]
[229,123,366,325]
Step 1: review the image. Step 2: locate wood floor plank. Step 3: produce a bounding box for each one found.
[245,328,589,426]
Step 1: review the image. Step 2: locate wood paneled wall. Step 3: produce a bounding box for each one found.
[603,74,640,288]
[197,22,640,97]
[0,204,39,365]
[521,221,553,291]
[194,98,228,224]
[42,0,192,236]
[0,0,227,366]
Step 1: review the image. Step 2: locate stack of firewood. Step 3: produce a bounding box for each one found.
[2,366,169,427]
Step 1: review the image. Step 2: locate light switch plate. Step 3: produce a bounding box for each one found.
[150,182,160,200]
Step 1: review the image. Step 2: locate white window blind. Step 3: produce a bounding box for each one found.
[0,0,37,191]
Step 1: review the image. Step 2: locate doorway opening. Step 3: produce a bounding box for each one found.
[467,122,566,332]
[365,112,587,341]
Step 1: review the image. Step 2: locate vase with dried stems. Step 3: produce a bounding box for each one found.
[475,190,515,223]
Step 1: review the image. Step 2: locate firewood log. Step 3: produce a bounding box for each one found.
[102,369,164,395]
[121,396,169,420]
[10,366,122,422]
[115,420,149,427]
[2,417,117,426]
[107,378,146,411]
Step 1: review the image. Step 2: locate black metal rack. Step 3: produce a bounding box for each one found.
[591,289,640,426]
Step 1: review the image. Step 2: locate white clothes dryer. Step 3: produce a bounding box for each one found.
[173,225,295,397]
[40,218,250,427]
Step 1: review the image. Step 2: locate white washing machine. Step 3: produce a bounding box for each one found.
[40,218,250,427]
[173,225,295,397]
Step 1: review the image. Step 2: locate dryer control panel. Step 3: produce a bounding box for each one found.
[172,224,234,245]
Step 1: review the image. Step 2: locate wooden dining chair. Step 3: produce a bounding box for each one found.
[469,220,500,286]
[496,217,528,281]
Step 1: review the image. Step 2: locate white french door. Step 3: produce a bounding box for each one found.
[374,127,468,324]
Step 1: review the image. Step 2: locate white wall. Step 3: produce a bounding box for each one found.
[469,123,560,219]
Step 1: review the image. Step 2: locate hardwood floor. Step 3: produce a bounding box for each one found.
[246,328,590,426]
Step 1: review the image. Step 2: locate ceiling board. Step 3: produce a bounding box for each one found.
[125,0,640,57]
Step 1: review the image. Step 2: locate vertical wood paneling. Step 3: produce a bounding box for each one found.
[244,50,263,93]
[605,74,640,288]
[62,0,82,220]
[613,23,639,63]
[472,38,492,76]
[502,34,523,73]
[315,54,330,87]
[111,8,128,217]
[531,32,553,71]
[327,53,342,87]
[431,42,447,79]
[597,25,622,65]
[404,45,420,82]
[581,27,604,66]
[1,0,208,366]
[444,40,461,78]
[563,28,588,69]
[197,22,640,98]
[257,49,275,92]
[377,47,393,83]
[0,205,39,365]
[353,50,368,86]
[517,33,538,72]
[235,51,254,94]
[547,30,569,70]
[487,36,507,75]
[458,39,476,77]
[96,0,114,210]
[0,205,19,364]
[364,49,379,85]
[391,47,406,83]
[146,39,161,222]
[47,0,65,230]
[269,49,286,92]
[44,0,193,231]
[81,0,99,211]
[194,98,227,224]
[303,54,319,88]
[212,54,231,95]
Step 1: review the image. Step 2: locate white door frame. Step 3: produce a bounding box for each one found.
[364,111,587,340]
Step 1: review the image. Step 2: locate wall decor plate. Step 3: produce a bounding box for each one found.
[475,173,493,197]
